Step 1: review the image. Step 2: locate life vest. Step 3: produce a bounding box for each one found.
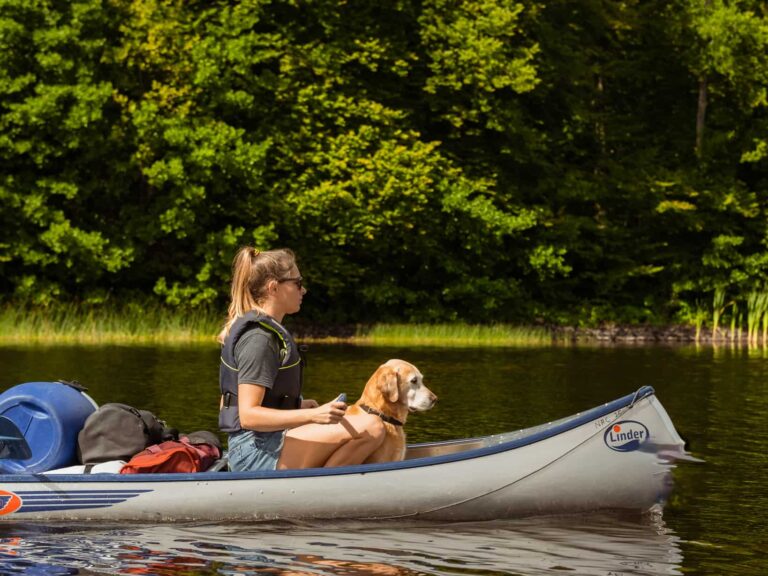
[219,312,303,433]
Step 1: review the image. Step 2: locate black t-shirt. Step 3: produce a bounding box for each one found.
[234,328,280,389]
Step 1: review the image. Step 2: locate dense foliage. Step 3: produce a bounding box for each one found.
[2,0,768,326]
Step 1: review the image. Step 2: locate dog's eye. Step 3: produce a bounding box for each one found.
[410,376,418,385]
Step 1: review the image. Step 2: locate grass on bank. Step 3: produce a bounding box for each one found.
[354,323,552,347]
[0,305,552,347]
[0,304,222,345]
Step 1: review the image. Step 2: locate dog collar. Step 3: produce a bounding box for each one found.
[359,404,404,427]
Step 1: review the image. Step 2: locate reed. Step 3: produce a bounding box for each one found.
[355,323,553,347]
[1,305,553,347]
[730,302,739,342]
[762,301,768,345]
[0,304,222,345]
[712,287,729,341]
[690,301,707,343]
[746,292,758,344]
[745,291,768,345]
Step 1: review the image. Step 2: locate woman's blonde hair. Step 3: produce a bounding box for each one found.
[217,247,297,343]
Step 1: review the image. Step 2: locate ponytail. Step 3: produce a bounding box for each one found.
[217,247,297,343]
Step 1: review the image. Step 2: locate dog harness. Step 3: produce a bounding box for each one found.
[359,404,404,427]
[219,312,304,433]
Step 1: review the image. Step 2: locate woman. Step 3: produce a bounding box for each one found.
[218,247,385,471]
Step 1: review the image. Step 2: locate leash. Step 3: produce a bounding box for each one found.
[359,404,404,427]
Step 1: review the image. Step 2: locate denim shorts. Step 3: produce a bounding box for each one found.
[227,429,286,472]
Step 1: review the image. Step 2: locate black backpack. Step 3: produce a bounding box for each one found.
[77,403,177,464]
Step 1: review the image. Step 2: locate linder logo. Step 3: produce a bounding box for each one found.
[603,420,650,452]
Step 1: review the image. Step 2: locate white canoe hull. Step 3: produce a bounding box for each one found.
[0,387,687,522]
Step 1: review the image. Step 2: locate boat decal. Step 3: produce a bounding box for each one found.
[0,490,22,515]
[8,489,152,514]
[604,420,650,452]
[593,410,623,430]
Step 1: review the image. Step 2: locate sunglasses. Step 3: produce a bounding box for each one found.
[278,276,303,290]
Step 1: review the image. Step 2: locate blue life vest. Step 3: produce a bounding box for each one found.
[219,312,303,433]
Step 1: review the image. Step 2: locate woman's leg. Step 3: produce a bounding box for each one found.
[227,430,284,472]
[277,412,385,469]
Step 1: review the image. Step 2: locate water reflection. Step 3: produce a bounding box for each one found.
[0,515,682,576]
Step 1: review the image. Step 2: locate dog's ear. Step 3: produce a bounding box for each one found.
[378,366,400,403]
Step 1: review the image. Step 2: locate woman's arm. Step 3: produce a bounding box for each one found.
[238,384,346,431]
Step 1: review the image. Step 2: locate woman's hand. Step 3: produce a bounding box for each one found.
[239,385,347,430]
[300,398,319,409]
[310,399,347,424]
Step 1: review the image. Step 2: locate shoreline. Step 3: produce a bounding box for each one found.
[0,323,746,347]
[547,324,738,344]
[295,323,751,345]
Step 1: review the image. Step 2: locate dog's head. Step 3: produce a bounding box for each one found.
[372,359,437,413]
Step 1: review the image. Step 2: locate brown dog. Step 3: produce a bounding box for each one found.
[346,359,437,463]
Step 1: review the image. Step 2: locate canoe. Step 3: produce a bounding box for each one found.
[0,386,689,522]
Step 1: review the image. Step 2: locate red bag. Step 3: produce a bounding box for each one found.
[120,441,201,474]
[179,433,221,471]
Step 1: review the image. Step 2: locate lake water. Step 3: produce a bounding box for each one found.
[0,343,765,575]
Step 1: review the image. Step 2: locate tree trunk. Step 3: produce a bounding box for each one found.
[695,75,708,158]
[595,74,606,157]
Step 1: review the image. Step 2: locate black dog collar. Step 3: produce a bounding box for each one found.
[359,404,404,427]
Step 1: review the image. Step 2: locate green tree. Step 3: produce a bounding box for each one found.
[0,0,134,304]
[2,0,768,328]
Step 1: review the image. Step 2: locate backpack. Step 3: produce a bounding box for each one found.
[120,441,201,474]
[180,431,222,471]
[77,403,176,464]
[118,431,222,475]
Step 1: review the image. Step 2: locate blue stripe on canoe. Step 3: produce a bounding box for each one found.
[16,490,152,496]
[22,503,132,508]
[18,504,117,512]
[20,498,141,504]
[0,386,656,483]
[12,490,151,513]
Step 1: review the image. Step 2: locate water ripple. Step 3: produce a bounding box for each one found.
[0,514,682,576]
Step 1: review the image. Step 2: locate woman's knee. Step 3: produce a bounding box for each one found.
[280,415,386,469]
[346,412,386,439]
[349,416,385,453]
[366,417,386,443]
